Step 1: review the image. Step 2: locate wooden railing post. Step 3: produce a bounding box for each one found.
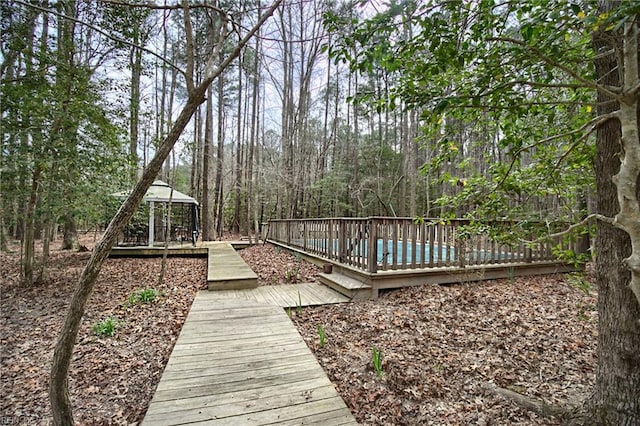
[338,219,346,263]
[367,218,378,273]
[303,220,307,252]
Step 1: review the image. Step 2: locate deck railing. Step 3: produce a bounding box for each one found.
[267,217,579,273]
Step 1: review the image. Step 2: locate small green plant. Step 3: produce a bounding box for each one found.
[317,324,326,348]
[566,273,592,295]
[295,252,303,261]
[285,267,300,283]
[508,267,515,284]
[372,347,383,378]
[127,288,159,306]
[286,306,293,317]
[93,316,118,337]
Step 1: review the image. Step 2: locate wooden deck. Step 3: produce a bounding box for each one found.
[142,293,357,425]
[204,282,350,307]
[109,241,253,257]
[204,242,258,290]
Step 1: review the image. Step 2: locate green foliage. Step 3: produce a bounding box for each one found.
[285,267,300,283]
[1,1,132,248]
[566,273,592,296]
[372,346,383,378]
[324,0,632,227]
[317,324,326,348]
[126,288,160,307]
[92,316,118,337]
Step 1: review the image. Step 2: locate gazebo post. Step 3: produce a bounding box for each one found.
[148,201,155,247]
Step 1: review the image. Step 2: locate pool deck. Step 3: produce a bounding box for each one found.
[142,293,357,425]
[270,239,580,300]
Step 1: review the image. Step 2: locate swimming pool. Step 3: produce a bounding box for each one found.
[295,238,510,265]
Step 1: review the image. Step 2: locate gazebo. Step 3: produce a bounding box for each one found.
[113,180,200,247]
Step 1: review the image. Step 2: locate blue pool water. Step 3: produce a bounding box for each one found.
[295,238,507,264]
[296,238,456,263]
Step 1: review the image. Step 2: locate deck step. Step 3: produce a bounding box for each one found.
[318,272,373,300]
[205,242,258,290]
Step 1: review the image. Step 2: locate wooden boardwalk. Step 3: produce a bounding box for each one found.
[142,292,357,425]
[204,242,259,290]
[206,282,349,307]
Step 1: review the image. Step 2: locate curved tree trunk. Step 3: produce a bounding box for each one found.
[48,2,281,422]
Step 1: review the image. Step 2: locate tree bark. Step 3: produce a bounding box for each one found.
[129,43,142,180]
[233,47,243,233]
[61,215,78,250]
[201,86,214,240]
[214,60,225,238]
[590,4,640,423]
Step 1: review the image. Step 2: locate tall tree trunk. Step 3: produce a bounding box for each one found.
[214,60,225,238]
[409,109,418,217]
[22,166,40,286]
[129,44,142,180]
[49,4,282,422]
[158,150,176,286]
[590,3,640,423]
[233,51,243,233]
[246,24,260,238]
[37,219,55,285]
[61,215,78,250]
[201,86,214,240]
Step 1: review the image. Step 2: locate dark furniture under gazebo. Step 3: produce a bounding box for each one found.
[113,181,200,247]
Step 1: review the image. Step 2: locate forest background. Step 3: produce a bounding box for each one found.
[1,0,598,252]
[1,0,639,423]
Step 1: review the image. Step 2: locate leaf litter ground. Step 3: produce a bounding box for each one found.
[1,240,596,424]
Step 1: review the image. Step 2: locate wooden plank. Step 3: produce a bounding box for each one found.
[150,368,325,403]
[202,283,349,308]
[165,348,311,370]
[143,292,355,425]
[155,361,323,392]
[214,397,357,426]
[145,391,349,425]
[206,242,258,289]
[272,408,358,426]
[109,246,208,257]
[393,221,400,270]
[160,353,316,380]
[146,377,332,415]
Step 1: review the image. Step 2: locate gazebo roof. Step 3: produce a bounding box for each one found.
[113,180,199,205]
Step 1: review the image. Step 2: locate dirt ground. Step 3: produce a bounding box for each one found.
[1,238,596,424]
[291,275,597,425]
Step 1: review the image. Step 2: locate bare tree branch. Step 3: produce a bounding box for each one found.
[14,0,185,76]
[518,213,616,244]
